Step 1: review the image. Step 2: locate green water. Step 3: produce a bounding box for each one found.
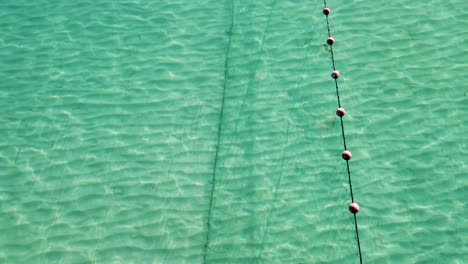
[0,0,466,263]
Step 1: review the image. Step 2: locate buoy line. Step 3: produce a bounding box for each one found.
[322,2,363,263]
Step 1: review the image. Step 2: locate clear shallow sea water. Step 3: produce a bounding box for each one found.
[0,0,466,263]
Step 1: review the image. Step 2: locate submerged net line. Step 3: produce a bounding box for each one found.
[202,0,235,263]
[322,1,363,263]
[256,22,315,261]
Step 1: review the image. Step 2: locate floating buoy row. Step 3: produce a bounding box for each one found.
[322,2,363,263]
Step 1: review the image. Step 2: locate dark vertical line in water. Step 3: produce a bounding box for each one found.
[14,148,22,164]
[203,1,235,263]
[256,120,290,263]
[235,0,277,128]
[256,32,314,262]
[346,160,354,202]
[323,0,363,263]
[339,114,347,150]
[354,214,363,263]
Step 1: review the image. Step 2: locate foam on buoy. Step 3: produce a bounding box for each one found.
[331,70,340,79]
[323,8,330,15]
[327,37,335,45]
[349,203,360,214]
[342,150,352,160]
[336,107,346,117]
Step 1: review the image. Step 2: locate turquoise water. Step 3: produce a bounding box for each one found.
[0,0,466,263]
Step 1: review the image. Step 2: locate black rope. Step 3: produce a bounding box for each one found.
[322,1,363,263]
